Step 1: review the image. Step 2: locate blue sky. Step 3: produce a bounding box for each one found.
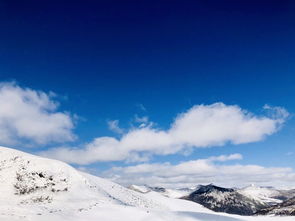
[0,0,295,187]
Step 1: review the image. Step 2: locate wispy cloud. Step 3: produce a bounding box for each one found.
[41,103,288,164]
[134,115,149,124]
[0,82,75,146]
[136,103,147,112]
[107,120,124,134]
[133,115,151,128]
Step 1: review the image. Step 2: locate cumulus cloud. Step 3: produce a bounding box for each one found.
[0,82,75,145]
[102,154,295,189]
[42,103,288,164]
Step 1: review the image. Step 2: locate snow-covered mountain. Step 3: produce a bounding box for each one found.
[181,183,295,217]
[128,184,151,193]
[0,146,164,220]
[0,146,294,221]
[256,197,295,216]
[183,184,267,215]
[238,184,295,206]
[128,184,196,198]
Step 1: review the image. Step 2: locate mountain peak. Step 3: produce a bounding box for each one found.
[194,184,235,194]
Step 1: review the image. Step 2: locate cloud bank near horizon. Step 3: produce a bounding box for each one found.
[41,102,288,164]
[101,153,295,189]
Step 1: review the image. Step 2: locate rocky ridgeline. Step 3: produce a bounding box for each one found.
[182,184,266,215]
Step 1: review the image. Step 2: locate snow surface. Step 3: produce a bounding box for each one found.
[128,184,194,198]
[238,185,284,205]
[0,146,294,221]
[128,184,151,194]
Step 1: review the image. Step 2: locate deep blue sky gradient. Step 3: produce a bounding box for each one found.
[0,0,295,169]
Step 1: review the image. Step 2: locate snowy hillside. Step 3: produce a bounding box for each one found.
[128,184,196,198]
[128,184,151,193]
[0,146,294,221]
[238,185,293,205]
[0,146,163,220]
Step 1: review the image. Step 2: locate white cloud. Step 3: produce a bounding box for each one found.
[263,104,289,123]
[134,115,149,124]
[102,154,295,189]
[133,115,150,128]
[0,82,75,145]
[107,120,124,134]
[41,103,288,164]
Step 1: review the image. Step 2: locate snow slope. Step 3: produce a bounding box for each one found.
[0,146,163,219]
[238,185,286,205]
[0,146,294,221]
[128,184,151,193]
[128,184,195,198]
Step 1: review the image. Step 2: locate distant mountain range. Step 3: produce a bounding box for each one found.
[129,183,295,216]
[183,184,269,215]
